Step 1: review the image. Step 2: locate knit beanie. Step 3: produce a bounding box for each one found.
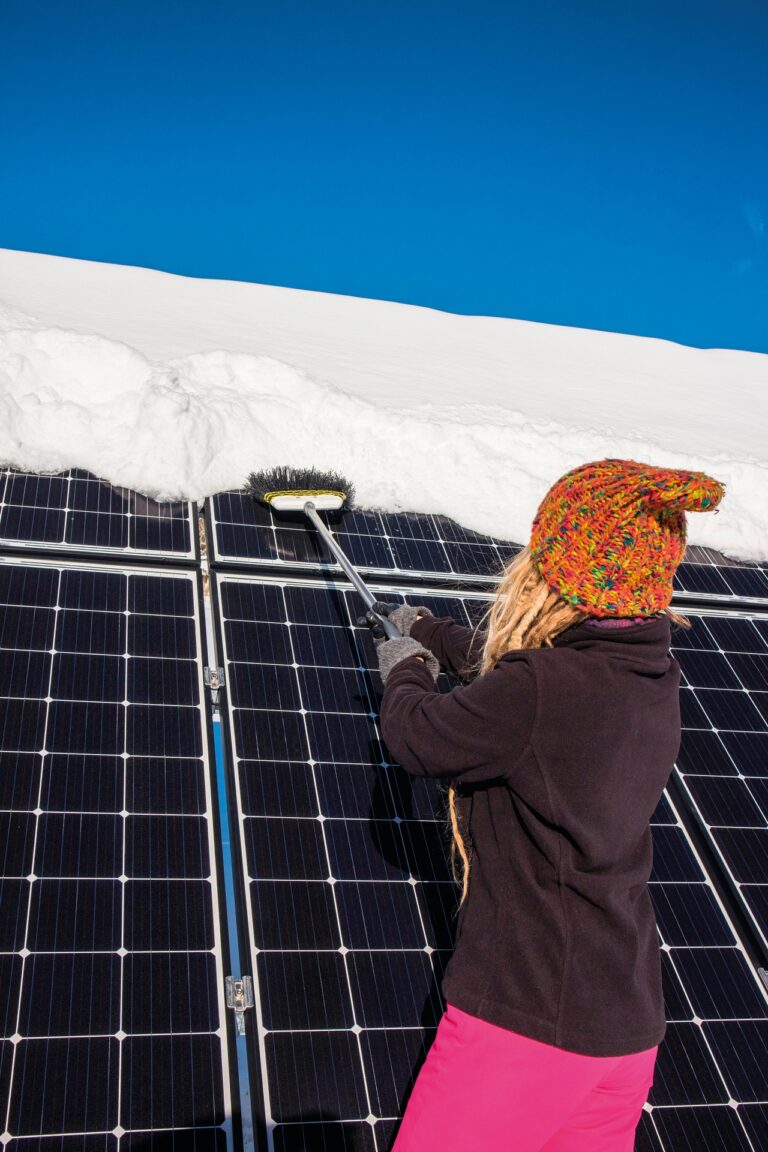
[529,459,726,617]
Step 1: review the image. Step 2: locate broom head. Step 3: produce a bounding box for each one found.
[244,466,354,512]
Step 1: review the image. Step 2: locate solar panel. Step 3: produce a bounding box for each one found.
[0,469,197,561]
[671,611,768,961]
[208,491,519,582]
[214,576,475,1150]
[674,550,768,603]
[214,574,768,1151]
[644,788,768,1150]
[0,557,235,1147]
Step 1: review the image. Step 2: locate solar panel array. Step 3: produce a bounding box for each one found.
[0,558,235,1148]
[0,469,196,560]
[3,473,768,1151]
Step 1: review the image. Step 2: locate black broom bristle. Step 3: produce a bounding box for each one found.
[244,466,355,510]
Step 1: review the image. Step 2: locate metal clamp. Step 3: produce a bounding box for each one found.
[204,666,226,708]
[225,975,254,1035]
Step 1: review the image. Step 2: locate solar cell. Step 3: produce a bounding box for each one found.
[215,575,768,1151]
[672,612,768,957]
[0,558,235,1147]
[208,491,519,583]
[0,469,196,560]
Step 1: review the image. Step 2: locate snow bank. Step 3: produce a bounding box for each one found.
[0,249,766,560]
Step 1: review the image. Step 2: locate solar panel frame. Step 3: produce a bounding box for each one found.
[212,572,768,1152]
[0,469,199,563]
[0,556,239,1148]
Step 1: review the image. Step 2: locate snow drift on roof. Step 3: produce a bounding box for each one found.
[0,248,765,560]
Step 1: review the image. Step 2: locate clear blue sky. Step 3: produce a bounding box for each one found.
[1,0,766,352]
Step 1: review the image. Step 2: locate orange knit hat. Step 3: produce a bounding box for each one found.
[529,459,726,617]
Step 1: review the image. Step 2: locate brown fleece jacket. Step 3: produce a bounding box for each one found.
[379,613,680,1056]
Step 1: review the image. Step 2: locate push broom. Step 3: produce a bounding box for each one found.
[244,466,402,640]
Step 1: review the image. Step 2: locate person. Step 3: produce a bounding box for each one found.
[366,458,725,1152]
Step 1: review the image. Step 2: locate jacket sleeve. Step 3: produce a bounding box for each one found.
[379,652,537,784]
[410,615,485,681]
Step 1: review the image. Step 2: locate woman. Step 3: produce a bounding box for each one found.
[370,458,724,1152]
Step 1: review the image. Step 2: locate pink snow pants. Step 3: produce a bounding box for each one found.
[392,1005,658,1152]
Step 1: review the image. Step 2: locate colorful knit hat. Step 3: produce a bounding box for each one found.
[529,459,725,617]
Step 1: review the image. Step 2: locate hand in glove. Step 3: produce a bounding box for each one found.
[358,601,433,639]
[357,603,438,684]
[376,636,439,685]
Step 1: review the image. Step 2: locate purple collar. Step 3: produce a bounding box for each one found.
[588,615,658,629]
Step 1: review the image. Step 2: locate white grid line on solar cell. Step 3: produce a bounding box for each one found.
[216,574,768,1151]
[0,556,235,1147]
[0,469,197,561]
[0,1128,227,1147]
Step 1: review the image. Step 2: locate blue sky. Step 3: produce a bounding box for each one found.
[1,0,766,352]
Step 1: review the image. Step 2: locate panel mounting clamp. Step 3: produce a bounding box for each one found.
[225,975,254,1035]
[204,666,226,708]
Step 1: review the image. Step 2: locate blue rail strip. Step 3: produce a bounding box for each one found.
[213,718,256,1151]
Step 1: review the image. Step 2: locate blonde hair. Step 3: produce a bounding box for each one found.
[447,545,690,903]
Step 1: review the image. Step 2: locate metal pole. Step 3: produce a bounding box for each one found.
[303,501,401,639]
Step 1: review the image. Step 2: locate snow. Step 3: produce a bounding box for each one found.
[0,247,765,561]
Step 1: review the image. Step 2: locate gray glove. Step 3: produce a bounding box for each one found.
[379,603,432,637]
[368,603,435,640]
[377,636,440,685]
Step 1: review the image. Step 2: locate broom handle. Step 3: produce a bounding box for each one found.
[303,501,401,640]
